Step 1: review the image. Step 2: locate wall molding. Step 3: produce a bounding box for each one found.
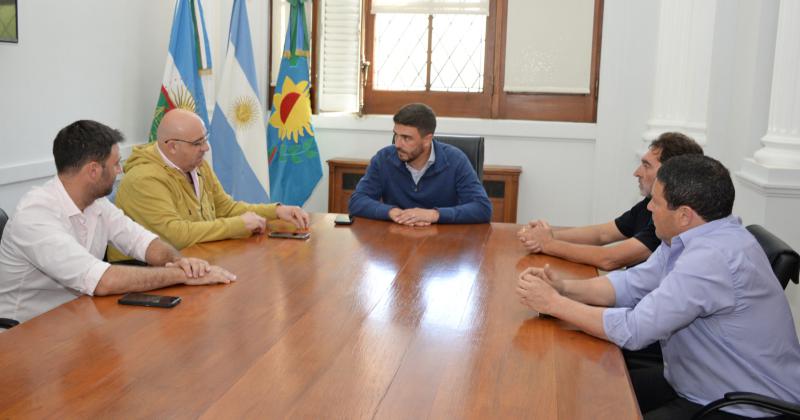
[313,114,597,142]
[0,144,136,186]
[736,158,800,198]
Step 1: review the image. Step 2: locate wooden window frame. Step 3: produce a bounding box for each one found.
[362,0,604,122]
[362,2,497,118]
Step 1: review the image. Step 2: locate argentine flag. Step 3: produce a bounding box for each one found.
[150,0,213,142]
[209,0,270,203]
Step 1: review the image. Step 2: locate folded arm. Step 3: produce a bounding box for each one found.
[13,213,234,298]
[603,245,735,350]
[117,174,252,249]
[93,262,236,296]
[553,221,627,245]
[208,170,279,220]
[517,267,616,341]
[542,237,652,271]
[519,221,651,270]
[349,157,394,220]
[97,236,235,295]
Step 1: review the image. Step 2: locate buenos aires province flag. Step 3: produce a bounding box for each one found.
[267,0,322,206]
[150,0,213,142]
[208,0,270,203]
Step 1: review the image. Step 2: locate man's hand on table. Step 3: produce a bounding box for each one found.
[241,211,267,234]
[276,205,310,230]
[516,264,564,314]
[389,207,440,226]
[516,219,555,253]
[167,257,211,278]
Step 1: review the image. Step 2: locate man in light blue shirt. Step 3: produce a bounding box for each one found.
[517,155,800,418]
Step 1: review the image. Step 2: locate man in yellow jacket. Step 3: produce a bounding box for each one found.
[110,109,309,260]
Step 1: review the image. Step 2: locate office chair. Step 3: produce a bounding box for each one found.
[692,225,800,418]
[0,207,19,330]
[692,393,800,419]
[746,224,800,289]
[0,207,8,239]
[392,134,485,182]
[433,135,485,182]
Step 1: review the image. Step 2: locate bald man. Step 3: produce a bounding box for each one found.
[109,109,308,261]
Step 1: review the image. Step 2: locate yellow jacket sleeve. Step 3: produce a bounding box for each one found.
[116,169,253,250]
[205,168,279,220]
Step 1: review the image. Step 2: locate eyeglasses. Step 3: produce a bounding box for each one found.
[165,134,208,147]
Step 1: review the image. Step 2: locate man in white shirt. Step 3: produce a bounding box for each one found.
[0,120,237,324]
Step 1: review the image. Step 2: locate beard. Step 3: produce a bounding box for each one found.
[638,180,651,197]
[397,147,423,163]
[94,168,116,199]
[91,180,114,201]
[99,183,114,198]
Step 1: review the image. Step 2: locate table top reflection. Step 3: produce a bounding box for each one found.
[0,214,640,419]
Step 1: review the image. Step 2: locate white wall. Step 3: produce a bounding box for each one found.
[0,0,173,212]
[706,1,777,170]
[0,0,272,214]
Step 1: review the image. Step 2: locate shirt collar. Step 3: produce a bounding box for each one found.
[672,214,741,248]
[52,175,104,218]
[156,142,197,176]
[157,143,202,199]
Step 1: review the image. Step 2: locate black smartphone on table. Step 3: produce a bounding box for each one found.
[334,214,354,225]
[118,293,181,308]
[268,231,311,239]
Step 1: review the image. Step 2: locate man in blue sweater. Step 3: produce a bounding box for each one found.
[349,103,492,225]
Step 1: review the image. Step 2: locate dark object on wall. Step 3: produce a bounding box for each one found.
[0,0,17,43]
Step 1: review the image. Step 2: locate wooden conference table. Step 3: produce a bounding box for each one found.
[0,214,640,419]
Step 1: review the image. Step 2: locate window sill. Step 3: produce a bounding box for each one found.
[312,113,596,141]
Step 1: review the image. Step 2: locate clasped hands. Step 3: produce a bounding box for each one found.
[516,219,555,253]
[389,207,439,226]
[516,264,564,315]
[166,257,237,284]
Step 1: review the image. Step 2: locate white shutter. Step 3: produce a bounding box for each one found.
[503,0,594,94]
[319,0,362,112]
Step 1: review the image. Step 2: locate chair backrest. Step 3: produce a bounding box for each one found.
[433,135,485,182]
[391,134,485,182]
[746,224,800,289]
[0,207,18,329]
[0,207,8,241]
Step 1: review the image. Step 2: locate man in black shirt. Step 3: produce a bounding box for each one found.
[517,132,702,270]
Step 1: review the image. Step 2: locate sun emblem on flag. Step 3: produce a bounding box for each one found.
[268,76,313,143]
[230,96,260,130]
[167,84,197,112]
